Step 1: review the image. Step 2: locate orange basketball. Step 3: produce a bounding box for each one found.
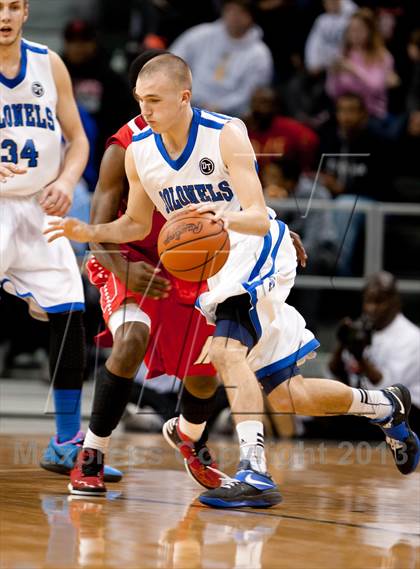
[157,211,230,281]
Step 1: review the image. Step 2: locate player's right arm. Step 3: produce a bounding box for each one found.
[88,143,170,296]
[44,146,154,244]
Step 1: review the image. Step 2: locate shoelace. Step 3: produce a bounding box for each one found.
[219,476,242,489]
[386,436,405,453]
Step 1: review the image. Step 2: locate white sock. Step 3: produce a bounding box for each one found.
[179,415,206,442]
[236,420,267,473]
[83,428,110,454]
[348,388,393,421]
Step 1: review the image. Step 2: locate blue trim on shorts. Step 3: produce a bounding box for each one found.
[248,231,272,282]
[255,338,320,379]
[242,221,286,340]
[0,278,85,313]
[257,364,301,395]
[214,319,255,351]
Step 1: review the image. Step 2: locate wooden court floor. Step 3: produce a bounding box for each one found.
[0,433,419,569]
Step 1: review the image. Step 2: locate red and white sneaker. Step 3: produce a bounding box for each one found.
[68,448,107,496]
[162,417,224,489]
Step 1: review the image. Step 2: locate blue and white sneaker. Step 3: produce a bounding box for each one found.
[199,460,282,509]
[374,384,420,475]
[40,431,123,482]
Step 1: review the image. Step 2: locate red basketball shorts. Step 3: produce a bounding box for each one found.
[86,256,215,379]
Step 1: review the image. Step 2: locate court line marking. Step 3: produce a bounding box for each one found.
[116,495,420,537]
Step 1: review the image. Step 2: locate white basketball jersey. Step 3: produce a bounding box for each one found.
[0,39,62,197]
[131,108,242,218]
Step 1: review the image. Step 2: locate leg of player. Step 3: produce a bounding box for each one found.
[40,310,123,483]
[266,375,420,475]
[69,303,149,496]
[40,310,87,473]
[199,336,282,509]
[163,374,224,489]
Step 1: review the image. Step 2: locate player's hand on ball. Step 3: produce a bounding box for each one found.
[44,218,92,243]
[39,180,73,217]
[0,163,27,182]
[124,261,171,298]
[290,231,307,268]
[188,204,229,230]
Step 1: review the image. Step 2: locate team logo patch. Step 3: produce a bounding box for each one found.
[199,157,215,175]
[32,82,44,97]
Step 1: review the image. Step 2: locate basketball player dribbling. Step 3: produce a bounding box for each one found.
[0,0,121,481]
[67,48,306,496]
[46,54,419,508]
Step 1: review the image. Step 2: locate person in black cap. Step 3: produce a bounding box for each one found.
[62,19,134,173]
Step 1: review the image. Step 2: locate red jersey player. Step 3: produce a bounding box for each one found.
[69,51,224,496]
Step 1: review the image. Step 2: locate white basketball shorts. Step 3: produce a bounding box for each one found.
[0,194,85,320]
[196,214,320,376]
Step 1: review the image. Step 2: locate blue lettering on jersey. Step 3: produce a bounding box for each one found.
[34,105,47,128]
[45,107,55,130]
[182,185,199,204]
[205,184,223,201]
[168,187,182,210]
[159,189,172,214]
[0,104,55,130]
[218,180,234,201]
[24,104,35,126]
[195,184,211,202]
[174,186,190,206]
[159,180,234,213]
[12,104,24,126]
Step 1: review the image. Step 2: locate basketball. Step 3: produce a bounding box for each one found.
[157,211,230,281]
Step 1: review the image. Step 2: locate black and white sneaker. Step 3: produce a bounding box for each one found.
[199,460,282,509]
[373,384,420,475]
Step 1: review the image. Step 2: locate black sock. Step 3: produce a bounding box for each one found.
[89,366,133,437]
[49,311,86,390]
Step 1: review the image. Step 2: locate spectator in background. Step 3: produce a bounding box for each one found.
[283,0,358,129]
[170,0,273,116]
[254,0,306,82]
[328,272,420,437]
[62,20,133,170]
[245,87,319,171]
[261,157,337,330]
[406,29,420,113]
[326,8,399,126]
[393,109,420,202]
[262,158,337,274]
[305,0,357,76]
[319,92,391,275]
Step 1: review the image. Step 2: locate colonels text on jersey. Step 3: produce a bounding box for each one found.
[131,108,242,218]
[0,40,62,197]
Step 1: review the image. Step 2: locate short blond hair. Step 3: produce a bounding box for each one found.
[139,53,192,91]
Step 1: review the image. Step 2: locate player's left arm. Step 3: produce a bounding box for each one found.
[39,51,89,217]
[191,121,270,237]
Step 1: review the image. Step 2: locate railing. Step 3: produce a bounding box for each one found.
[266,198,420,293]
